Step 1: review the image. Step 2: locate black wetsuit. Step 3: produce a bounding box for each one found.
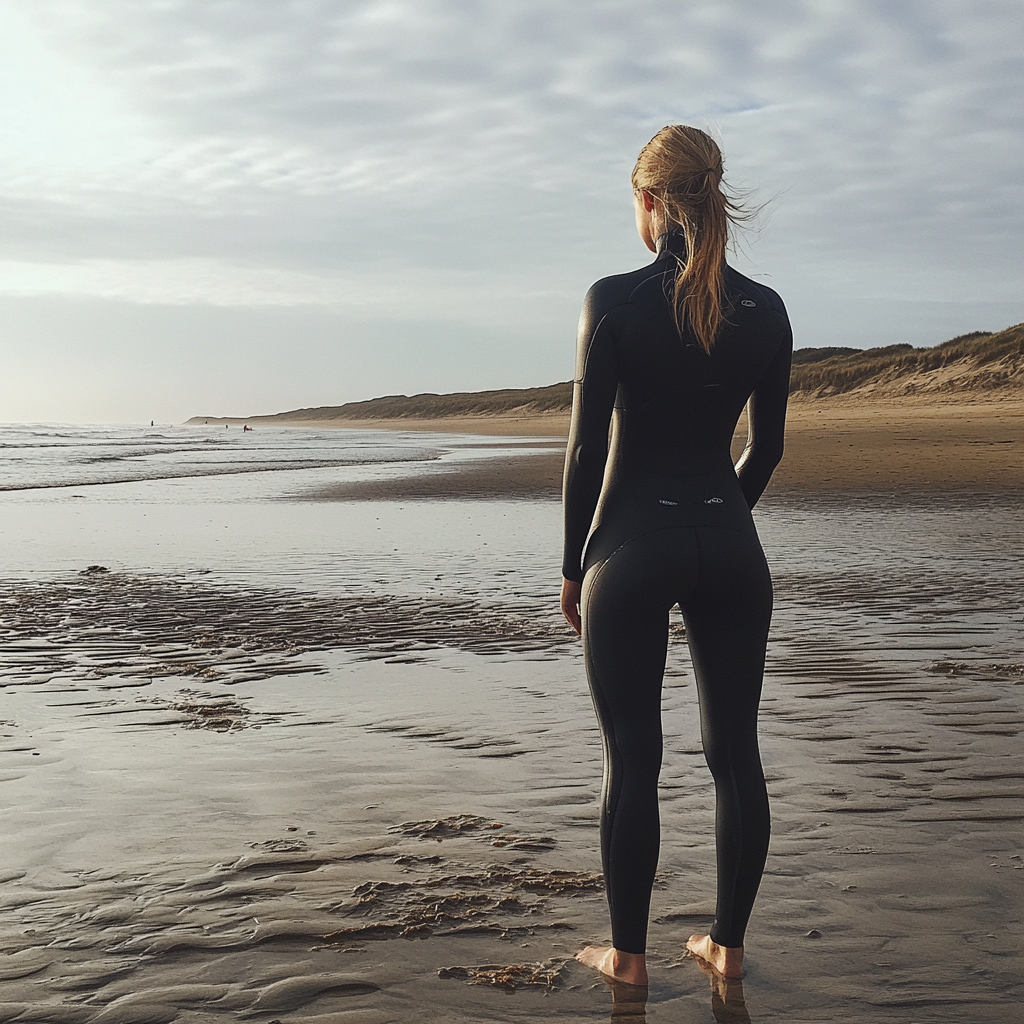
[562,231,792,954]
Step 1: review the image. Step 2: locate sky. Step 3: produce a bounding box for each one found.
[1,0,1022,423]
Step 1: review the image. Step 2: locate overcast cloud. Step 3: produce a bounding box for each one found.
[2,0,1022,421]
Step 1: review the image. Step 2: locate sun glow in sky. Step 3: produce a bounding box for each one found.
[2,0,1022,422]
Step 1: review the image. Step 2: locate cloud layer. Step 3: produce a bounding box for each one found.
[2,0,1022,419]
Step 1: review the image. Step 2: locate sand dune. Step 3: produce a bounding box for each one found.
[789,322,1024,399]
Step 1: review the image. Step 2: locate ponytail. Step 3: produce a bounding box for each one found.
[631,127,747,354]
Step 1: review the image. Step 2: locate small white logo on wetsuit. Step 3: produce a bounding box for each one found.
[658,499,679,506]
[705,497,724,504]
[740,299,756,307]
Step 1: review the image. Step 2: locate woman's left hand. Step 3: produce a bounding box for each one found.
[560,578,582,636]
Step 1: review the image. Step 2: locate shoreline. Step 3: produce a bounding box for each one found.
[191,412,572,437]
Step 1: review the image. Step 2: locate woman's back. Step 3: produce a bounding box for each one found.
[562,232,792,583]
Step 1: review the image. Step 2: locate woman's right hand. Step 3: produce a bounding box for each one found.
[560,578,582,636]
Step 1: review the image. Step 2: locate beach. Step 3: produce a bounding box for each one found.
[0,408,1021,1022]
[276,396,1024,499]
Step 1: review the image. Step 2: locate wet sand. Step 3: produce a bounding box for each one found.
[303,448,567,501]
[1,433,1022,1021]
[2,547,1022,1021]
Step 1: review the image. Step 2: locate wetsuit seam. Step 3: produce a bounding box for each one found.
[626,266,671,306]
[576,300,634,383]
[584,524,682,581]
[711,758,744,948]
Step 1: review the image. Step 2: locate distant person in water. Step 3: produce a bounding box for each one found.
[561,125,792,985]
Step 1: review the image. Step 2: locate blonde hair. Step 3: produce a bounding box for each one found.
[631,125,746,353]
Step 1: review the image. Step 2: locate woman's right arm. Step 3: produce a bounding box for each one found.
[561,287,620,588]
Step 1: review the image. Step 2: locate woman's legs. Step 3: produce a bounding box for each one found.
[579,525,773,975]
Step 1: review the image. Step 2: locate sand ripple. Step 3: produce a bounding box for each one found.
[0,825,603,1021]
[0,571,573,696]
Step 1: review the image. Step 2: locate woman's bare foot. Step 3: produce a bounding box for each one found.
[576,945,649,987]
[685,934,744,979]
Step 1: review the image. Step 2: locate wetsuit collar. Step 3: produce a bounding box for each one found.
[655,229,688,260]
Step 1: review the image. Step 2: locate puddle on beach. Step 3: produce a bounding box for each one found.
[0,463,1022,1021]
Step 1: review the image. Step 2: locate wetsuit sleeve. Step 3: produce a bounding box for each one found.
[562,290,621,582]
[735,308,793,508]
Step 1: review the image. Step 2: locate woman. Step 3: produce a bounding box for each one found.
[561,125,792,985]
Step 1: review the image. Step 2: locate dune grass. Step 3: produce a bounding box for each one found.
[789,324,1023,395]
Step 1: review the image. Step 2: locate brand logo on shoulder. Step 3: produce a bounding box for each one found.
[705,497,724,504]
[740,299,756,307]
[658,499,679,506]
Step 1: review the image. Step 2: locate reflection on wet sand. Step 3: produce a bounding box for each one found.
[587,960,752,1023]
[692,959,752,1024]
[606,977,650,1021]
